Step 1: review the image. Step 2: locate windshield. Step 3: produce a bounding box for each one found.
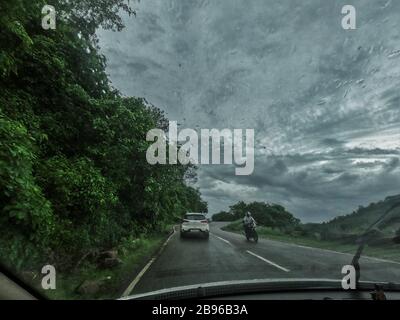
[1,0,400,300]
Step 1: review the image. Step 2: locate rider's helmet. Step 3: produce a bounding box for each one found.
[246,211,251,217]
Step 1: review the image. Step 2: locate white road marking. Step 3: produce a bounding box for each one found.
[211,233,233,246]
[217,223,400,266]
[121,226,176,297]
[246,250,290,272]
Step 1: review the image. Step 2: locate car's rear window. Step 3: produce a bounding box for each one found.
[185,214,206,221]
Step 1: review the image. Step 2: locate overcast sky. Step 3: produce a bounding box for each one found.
[98,0,400,222]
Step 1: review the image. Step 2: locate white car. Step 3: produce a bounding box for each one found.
[180,213,209,239]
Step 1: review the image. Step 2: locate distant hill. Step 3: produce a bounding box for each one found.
[302,194,400,242]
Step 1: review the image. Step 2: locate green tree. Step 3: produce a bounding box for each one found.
[0,0,208,271]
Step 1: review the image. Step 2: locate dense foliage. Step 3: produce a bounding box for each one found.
[213,201,300,232]
[0,0,207,271]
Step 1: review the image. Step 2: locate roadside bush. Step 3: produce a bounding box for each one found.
[0,114,55,269]
[212,211,236,221]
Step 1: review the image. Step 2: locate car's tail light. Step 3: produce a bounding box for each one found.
[182,219,190,223]
[201,220,208,224]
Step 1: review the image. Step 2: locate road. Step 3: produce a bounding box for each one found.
[127,222,400,296]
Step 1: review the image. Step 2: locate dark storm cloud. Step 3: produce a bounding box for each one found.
[196,148,400,221]
[320,138,345,147]
[98,0,400,222]
[346,147,400,155]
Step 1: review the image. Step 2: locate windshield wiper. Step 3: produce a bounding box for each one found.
[351,201,400,285]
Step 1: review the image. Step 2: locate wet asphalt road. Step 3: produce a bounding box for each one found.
[128,222,400,295]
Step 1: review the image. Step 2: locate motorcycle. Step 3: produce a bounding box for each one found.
[244,224,258,243]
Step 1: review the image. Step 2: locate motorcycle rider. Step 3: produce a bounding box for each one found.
[243,212,258,242]
[243,211,256,232]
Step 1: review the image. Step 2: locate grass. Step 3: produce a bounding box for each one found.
[43,227,172,300]
[221,220,400,263]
